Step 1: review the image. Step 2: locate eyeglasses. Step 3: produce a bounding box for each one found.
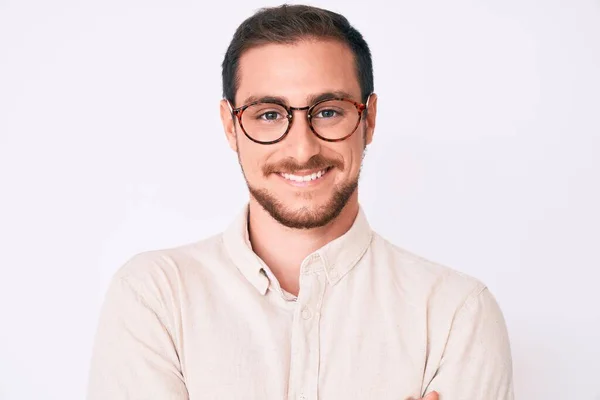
[227,95,371,145]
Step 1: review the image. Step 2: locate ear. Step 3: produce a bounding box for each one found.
[220,99,238,152]
[364,93,378,146]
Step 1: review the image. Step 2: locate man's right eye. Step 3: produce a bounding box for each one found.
[259,111,281,121]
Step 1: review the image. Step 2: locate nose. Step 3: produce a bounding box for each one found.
[281,109,321,164]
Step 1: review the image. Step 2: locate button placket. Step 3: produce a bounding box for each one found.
[301,307,312,320]
[287,255,326,400]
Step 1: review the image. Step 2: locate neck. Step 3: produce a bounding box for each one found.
[247,193,359,296]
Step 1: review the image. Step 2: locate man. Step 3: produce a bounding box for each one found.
[87,4,513,400]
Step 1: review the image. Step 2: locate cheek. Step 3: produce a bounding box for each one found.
[341,139,365,173]
[238,140,273,177]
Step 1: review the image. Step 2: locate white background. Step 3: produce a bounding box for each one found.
[1,0,599,399]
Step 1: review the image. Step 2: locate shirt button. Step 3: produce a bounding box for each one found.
[298,394,307,400]
[301,307,312,320]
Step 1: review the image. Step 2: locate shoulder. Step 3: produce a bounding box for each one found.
[369,232,487,310]
[369,233,510,360]
[111,233,227,299]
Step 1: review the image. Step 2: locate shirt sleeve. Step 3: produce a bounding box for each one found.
[86,274,188,400]
[424,287,514,400]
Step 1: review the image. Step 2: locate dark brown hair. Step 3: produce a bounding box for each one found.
[221,4,374,106]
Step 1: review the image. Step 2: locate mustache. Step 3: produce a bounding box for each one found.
[264,154,344,175]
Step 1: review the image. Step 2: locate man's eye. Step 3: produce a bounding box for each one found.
[315,109,338,118]
[260,111,282,121]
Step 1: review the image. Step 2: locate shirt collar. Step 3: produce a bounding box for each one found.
[222,204,373,295]
[318,206,373,285]
[222,205,270,295]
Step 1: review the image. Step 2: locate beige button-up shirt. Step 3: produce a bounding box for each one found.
[87,207,514,399]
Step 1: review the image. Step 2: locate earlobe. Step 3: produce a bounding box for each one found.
[219,99,238,152]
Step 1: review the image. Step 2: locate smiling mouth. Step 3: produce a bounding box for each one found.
[278,166,332,183]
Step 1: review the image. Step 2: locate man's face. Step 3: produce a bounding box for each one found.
[220,39,377,229]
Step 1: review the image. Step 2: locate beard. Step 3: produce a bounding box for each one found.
[236,128,367,229]
[248,176,359,229]
[239,151,361,229]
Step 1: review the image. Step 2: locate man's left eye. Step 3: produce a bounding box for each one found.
[316,109,337,118]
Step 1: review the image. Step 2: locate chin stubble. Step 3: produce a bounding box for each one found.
[235,132,367,230]
[248,177,359,229]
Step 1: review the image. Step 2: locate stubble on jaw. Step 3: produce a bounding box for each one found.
[236,131,367,229]
[247,177,359,229]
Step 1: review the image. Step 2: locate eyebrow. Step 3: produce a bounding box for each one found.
[240,90,357,107]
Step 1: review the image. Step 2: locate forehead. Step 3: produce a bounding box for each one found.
[236,39,361,105]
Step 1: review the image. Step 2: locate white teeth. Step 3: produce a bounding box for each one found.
[280,168,328,182]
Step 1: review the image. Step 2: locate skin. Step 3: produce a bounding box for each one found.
[219,38,439,400]
[220,38,378,295]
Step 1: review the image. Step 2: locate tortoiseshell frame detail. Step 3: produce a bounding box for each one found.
[228,96,370,145]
